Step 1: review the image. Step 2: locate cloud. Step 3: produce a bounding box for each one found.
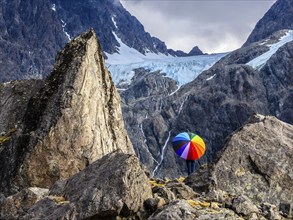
[121,0,276,53]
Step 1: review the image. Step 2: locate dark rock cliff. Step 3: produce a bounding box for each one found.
[243,0,293,46]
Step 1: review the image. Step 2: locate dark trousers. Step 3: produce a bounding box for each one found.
[186,160,195,175]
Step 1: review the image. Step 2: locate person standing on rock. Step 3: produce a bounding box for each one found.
[172,132,206,176]
[186,160,196,175]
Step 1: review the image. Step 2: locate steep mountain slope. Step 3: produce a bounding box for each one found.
[120,29,293,178]
[0,0,67,82]
[244,0,293,46]
[0,0,192,83]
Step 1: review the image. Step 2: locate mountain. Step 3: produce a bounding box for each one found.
[243,0,293,46]
[0,0,192,83]
[119,27,293,178]
[0,30,133,196]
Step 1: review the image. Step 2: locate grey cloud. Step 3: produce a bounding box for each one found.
[121,0,276,53]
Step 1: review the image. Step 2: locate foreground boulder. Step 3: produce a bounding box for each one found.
[0,30,134,196]
[8,151,152,220]
[186,114,293,213]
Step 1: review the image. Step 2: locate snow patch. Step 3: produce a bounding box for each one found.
[247,30,293,70]
[206,74,216,81]
[152,130,172,177]
[111,16,118,29]
[51,4,56,11]
[61,19,71,41]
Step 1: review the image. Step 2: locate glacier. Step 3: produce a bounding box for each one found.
[105,32,227,86]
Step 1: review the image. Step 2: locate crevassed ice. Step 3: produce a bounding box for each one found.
[105,32,227,86]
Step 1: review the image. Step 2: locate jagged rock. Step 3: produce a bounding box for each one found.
[0,187,49,219]
[25,151,152,220]
[231,195,259,216]
[0,30,133,196]
[147,200,197,220]
[147,199,244,220]
[24,197,77,220]
[188,46,203,56]
[279,203,292,218]
[186,115,293,208]
[166,181,198,200]
[261,203,282,220]
[152,186,176,204]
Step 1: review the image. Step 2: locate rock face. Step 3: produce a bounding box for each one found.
[0,30,133,196]
[244,0,293,46]
[0,0,68,82]
[24,151,152,220]
[186,114,293,206]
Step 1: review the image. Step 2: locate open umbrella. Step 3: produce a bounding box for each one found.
[172,132,206,160]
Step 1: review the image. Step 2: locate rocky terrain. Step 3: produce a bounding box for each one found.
[1,109,292,219]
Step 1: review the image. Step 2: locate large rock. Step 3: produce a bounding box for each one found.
[186,114,293,206]
[25,151,153,220]
[147,199,243,220]
[0,187,49,219]
[0,30,134,195]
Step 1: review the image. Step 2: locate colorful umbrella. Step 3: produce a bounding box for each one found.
[172,132,206,160]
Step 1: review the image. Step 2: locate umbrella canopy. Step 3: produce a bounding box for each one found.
[172,132,206,160]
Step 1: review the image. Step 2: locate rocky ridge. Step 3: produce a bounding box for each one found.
[244,0,293,46]
[1,114,292,219]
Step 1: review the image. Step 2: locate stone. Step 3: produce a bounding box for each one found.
[166,181,199,200]
[147,200,197,220]
[152,186,176,203]
[279,202,292,218]
[261,203,282,220]
[25,151,153,220]
[231,195,259,216]
[0,187,49,219]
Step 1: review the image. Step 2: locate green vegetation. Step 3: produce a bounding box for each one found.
[0,127,17,145]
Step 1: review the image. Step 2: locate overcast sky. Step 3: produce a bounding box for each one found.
[121,0,276,53]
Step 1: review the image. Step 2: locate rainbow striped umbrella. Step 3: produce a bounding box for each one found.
[172,132,206,160]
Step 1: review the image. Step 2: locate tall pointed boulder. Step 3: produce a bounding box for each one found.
[0,30,134,195]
